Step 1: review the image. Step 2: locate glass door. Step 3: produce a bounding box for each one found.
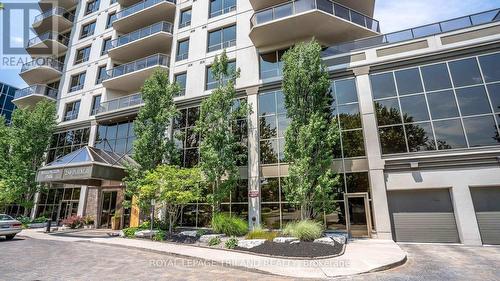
[100,191,117,228]
[344,193,372,238]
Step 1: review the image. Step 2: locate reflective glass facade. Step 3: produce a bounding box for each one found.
[371,52,500,155]
[95,120,136,155]
[0,83,17,124]
[47,128,91,163]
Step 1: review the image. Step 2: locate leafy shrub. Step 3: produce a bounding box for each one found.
[32,216,48,223]
[139,219,169,231]
[283,220,323,241]
[246,227,279,241]
[225,237,239,249]
[83,216,94,225]
[196,229,207,237]
[208,236,221,246]
[153,230,166,241]
[62,215,85,229]
[123,227,139,238]
[16,216,31,226]
[212,213,248,236]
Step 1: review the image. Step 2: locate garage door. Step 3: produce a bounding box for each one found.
[470,187,500,245]
[388,189,460,243]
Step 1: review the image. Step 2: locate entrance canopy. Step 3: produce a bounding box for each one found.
[36,146,138,186]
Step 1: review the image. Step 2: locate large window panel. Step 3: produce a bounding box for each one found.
[406,122,436,152]
[487,83,500,113]
[338,104,361,129]
[462,115,499,147]
[448,58,483,87]
[379,125,407,154]
[375,98,402,126]
[334,79,358,104]
[395,68,423,95]
[478,53,500,83]
[258,92,276,116]
[260,139,278,164]
[426,90,459,119]
[260,116,277,139]
[455,86,492,116]
[370,73,397,99]
[399,94,430,122]
[421,63,452,91]
[433,119,467,150]
[342,130,365,157]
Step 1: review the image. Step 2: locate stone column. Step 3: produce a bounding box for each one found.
[88,120,98,147]
[77,186,88,217]
[246,86,261,229]
[451,184,482,245]
[354,66,392,239]
[85,187,101,228]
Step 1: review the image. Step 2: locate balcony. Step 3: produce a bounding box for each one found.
[97,93,144,117]
[39,0,78,12]
[19,58,63,85]
[113,0,176,33]
[102,54,170,92]
[108,22,173,61]
[118,0,143,6]
[249,0,380,51]
[12,85,58,109]
[33,7,74,34]
[26,32,69,56]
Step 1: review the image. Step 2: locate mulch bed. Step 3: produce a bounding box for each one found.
[235,241,343,258]
[163,233,199,244]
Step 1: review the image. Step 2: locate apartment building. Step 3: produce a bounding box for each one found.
[0,82,17,124]
[12,0,500,245]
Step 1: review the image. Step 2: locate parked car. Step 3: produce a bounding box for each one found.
[0,214,22,240]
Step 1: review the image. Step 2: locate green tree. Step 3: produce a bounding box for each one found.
[0,101,57,214]
[139,165,203,234]
[125,69,180,211]
[282,40,341,220]
[195,50,251,212]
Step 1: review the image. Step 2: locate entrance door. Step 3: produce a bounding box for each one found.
[58,200,79,221]
[344,193,371,238]
[100,191,117,228]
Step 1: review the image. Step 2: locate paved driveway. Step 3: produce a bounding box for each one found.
[1,236,499,280]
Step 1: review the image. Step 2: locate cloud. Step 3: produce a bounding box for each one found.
[375,0,499,33]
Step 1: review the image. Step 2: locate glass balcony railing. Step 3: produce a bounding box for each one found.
[115,0,176,21]
[33,7,75,25]
[110,21,173,49]
[27,32,69,48]
[322,8,500,57]
[98,93,143,114]
[250,0,380,32]
[20,58,63,73]
[14,84,58,100]
[104,54,170,80]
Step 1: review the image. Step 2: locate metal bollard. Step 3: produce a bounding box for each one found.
[46,219,52,233]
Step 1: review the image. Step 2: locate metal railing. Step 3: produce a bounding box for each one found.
[27,32,69,48]
[210,5,236,18]
[14,84,58,100]
[110,21,173,49]
[115,0,176,21]
[104,54,170,80]
[322,8,500,57]
[250,0,380,32]
[33,7,75,25]
[20,58,63,73]
[207,39,236,53]
[98,93,143,114]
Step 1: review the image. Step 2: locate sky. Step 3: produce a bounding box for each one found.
[0,0,499,89]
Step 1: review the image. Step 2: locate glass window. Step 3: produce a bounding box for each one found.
[260,116,277,139]
[334,79,358,104]
[80,21,96,39]
[101,38,112,55]
[176,39,189,61]
[259,92,276,116]
[433,119,467,149]
[338,104,361,130]
[106,12,117,29]
[379,125,407,154]
[74,46,91,65]
[455,86,492,116]
[69,72,86,92]
[207,25,236,52]
[342,130,365,157]
[96,65,107,84]
[406,122,435,152]
[463,115,499,147]
[395,68,423,95]
[90,95,101,116]
[179,8,192,28]
[375,98,401,126]
[260,140,278,164]
[85,0,100,15]
[487,83,500,113]
[421,63,452,91]
[205,61,236,90]
[370,72,397,99]
[261,178,279,202]
[63,100,81,121]
[399,94,430,122]
[479,53,500,83]
[426,90,459,119]
[448,58,483,87]
[174,72,187,96]
[210,0,236,18]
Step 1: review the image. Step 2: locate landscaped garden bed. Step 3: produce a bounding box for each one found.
[236,240,343,258]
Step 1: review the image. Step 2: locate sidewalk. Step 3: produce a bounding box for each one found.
[20,229,406,279]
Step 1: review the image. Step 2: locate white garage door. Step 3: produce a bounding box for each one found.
[470,187,500,245]
[388,189,460,243]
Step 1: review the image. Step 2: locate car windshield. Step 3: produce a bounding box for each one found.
[0,214,14,221]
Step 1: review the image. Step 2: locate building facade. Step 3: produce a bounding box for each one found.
[0,82,17,124]
[14,0,500,245]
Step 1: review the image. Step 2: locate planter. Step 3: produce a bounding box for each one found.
[111,217,121,230]
[27,222,48,229]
